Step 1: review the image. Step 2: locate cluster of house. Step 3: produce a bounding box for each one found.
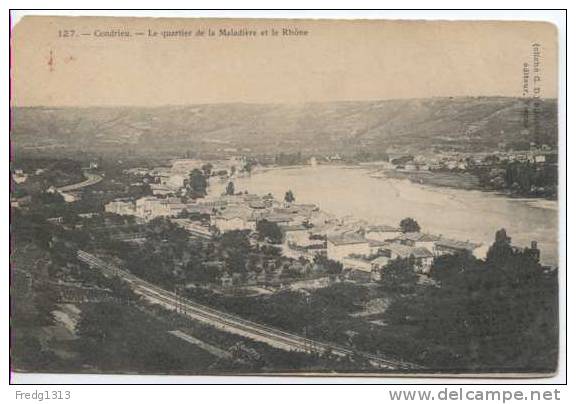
[105,186,485,282]
[105,158,492,282]
[324,226,481,280]
[124,157,250,196]
[104,190,323,239]
[391,147,557,173]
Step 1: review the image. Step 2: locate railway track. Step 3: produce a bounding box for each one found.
[77,250,422,370]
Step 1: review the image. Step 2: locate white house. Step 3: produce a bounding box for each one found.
[378,243,435,273]
[410,247,435,273]
[170,159,203,173]
[135,196,171,220]
[371,256,391,270]
[341,256,372,272]
[171,218,213,239]
[282,224,310,246]
[262,213,294,227]
[212,207,255,232]
[327,233,371,262]
[166,173,188,189]
[434,238,481,257]
[394,232,440,251]
[150,183,174,196]
[105,199,136,216]
[214,216,253,232]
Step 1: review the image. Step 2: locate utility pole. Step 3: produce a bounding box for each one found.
[304,293,316,355]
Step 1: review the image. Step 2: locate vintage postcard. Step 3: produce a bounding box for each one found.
[10,15,559,378]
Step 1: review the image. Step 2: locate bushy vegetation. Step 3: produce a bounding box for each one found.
[256,219,283,244]
[383,230,558,373]
[474,161,557,199]
[399,217,420,233]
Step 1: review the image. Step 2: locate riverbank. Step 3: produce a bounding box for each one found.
[371,167,558,202]
[372,169,480,190]
[215,164,558,266]
[252,164,558,211]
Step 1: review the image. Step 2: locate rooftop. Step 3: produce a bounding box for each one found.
[435,238,481,251]
[328,233,368,246]
[396,232,440,242]
[411,247,434,259]
[371,256,390,266]
[262,213,294,223]
[280,224,309,232]
[365,224,401,233]
[383,243,416,257]
[216,206,253,220]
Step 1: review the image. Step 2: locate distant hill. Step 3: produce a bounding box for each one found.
[11,97,557,157]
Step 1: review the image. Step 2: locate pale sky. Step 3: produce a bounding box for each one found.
[11,16,558,106]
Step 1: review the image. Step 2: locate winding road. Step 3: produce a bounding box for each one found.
[57,173,102,192]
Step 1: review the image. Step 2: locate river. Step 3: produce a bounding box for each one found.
[208,165,558,266]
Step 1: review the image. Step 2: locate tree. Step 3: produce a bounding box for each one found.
[429,251,480,283]
[384,233,558,372]
[284,190,295,204]
[62,211,80,226]
[105,276,138,303]
[256,219,283,244]
[76,303,125,344]
[184,259,219,284]
[187,169,207,198]
[221,230,251,274]
[259,244,282,257]
[243,160,255,174]
[11,335,57,371]
[201,163,213,176]
[379,257,419,293]
[221,230,251,253]
[32,288,59,326]
[226,181,235,196]
[314,255,343,276]
[486,228,513,266]
[399,217,420,233]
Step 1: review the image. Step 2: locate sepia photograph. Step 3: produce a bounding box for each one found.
[9,13,562,380]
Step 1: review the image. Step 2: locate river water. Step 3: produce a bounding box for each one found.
[209,165,558,266]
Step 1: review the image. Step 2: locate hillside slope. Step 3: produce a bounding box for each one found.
[11,97,557,156]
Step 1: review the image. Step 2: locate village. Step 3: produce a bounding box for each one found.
[9,12,562,381]
[100,157,496,289]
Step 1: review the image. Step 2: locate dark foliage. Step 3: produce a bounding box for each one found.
[284,190,296,203]
[186,168,208,198]
[379,257,419,294]
[385,230,558,372]
[256,219,283,244]
[399,217,420,233]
